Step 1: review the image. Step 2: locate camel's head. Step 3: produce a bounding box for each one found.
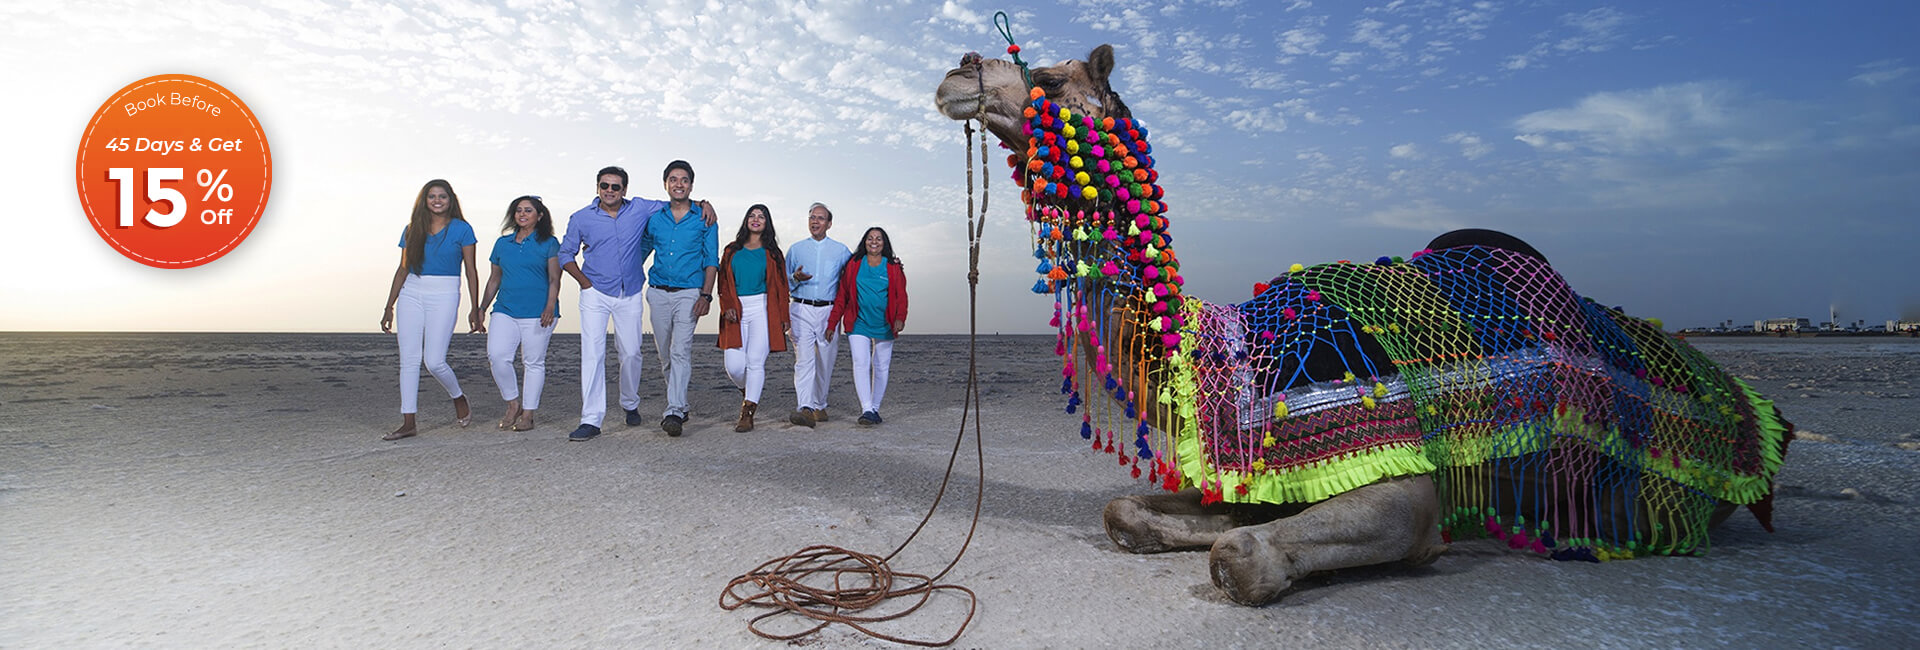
[935,44,1130,155]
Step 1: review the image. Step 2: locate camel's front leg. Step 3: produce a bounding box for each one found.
[1207,476,1447,605]
[1104,489,1309,553]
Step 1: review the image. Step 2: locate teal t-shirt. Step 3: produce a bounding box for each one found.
[488,233,560,319]
[731,247,768,296]
[397,219,477,276]
[854,260,892,340]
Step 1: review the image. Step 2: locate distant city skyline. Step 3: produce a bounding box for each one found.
[4,1,1916,334]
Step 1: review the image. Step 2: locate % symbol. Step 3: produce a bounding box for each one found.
[196,168,234,202]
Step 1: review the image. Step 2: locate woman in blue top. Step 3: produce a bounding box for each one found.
[379,179,483,441]
[827,227,908,426]
[716,204,791,432]
[479,196,562,432]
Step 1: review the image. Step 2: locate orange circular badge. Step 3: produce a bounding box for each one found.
[75,74,273,268]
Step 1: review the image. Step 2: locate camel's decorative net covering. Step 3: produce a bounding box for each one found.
[1018,89,1787,561]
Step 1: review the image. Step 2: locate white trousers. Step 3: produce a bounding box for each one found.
[789,302,838,411]
[487,312,555,409]
[647,286,699,418]
[723,294,770,403]
[848,334,893,414]
[395,274,464,414]
[578,287,645,427]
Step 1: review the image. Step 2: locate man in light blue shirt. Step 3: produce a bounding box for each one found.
[637,160,718,436]
[785,202,853,427]
[559,165,712,442]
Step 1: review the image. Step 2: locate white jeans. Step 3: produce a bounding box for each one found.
[848,334,893,414]
[395,274,464,414]
[789,302,838,411]
[578,286,645,427]
[647,286,699,418]
[723,294,770,403]
[487,313,555,409]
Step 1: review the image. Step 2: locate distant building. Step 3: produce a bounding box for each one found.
[1889,320,1920,333]
[1756,318,1810,332]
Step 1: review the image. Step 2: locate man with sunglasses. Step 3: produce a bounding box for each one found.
[559,165,714,442]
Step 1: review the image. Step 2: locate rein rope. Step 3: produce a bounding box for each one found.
[716,42,998,650]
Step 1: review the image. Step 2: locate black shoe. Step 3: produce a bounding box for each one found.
[662,414,685,437]
[625,408,642,426]
[789,408,816,428]
[568,424,602,441]
[857,411,880,426]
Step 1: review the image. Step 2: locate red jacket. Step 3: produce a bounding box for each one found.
[828,256,908,336]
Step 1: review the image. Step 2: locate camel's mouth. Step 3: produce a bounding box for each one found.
[936,95,982,121]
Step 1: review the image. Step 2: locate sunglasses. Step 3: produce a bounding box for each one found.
[599,182,624,191]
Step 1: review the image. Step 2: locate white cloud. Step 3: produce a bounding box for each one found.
[1851,59,1912,86]
[1389,143,1420,159]
[1513,82,1748,156]
[1440,132,1487,159]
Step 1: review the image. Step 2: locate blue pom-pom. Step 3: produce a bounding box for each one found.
[1375,256,1392,265]
[1540,533,1556,548]
[1060,378,1073,394]
[1066,402,1077,414]
[1036,260,1052,274]
[1138,447,1154,460]
[1080,421,1093,439]
[1137,422,1150,436]
[1031,279,1051,294]
[1104,376,1118,391]
[1033,247,1047,259]
[1124,405,1136,419]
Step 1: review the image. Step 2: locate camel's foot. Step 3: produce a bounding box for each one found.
[1208,527,1297,606]
[1102,489,1240,554]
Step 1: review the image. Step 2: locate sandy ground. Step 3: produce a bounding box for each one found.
[2,333,1917,648]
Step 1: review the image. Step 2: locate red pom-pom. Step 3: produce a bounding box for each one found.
[1007,44,1021,54]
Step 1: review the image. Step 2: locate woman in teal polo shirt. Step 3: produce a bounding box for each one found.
[827,227,908,426]
[380,179,483,440]
[479,196,562,432]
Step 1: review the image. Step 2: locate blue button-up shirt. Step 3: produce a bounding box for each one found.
[786,235,852,303]
[559,197,666,298]
[638,202,717,289]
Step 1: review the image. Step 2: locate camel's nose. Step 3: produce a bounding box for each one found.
[960,51,982,67]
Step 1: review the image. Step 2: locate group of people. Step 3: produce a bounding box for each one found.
[378,163,909,442]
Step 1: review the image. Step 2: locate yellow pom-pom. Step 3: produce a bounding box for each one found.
[1060,108,1073,121]
[1067,140,1080,154]
[1262,433,1276,448]
[1063,124,1077,138]
[1649,318,1664,330]
[1081,186,1098,200]
[1342,371,1356,383]
[1387,323,1402,333]
[1272,401,1288,419]
[1289,263,1304,273]
[1361,396,1377,410]
[1252,459,1268,472]
[1373,382,1388,397]
[1075,171,1090,185]
[1070,156,1084,169]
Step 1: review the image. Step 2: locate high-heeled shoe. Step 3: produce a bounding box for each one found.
[454,396,472,428]
[498,399,521,430]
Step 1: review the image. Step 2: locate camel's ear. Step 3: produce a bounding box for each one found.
[1088,44,1116,84]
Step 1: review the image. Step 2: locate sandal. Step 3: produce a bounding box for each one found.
[453,396,472,428]
[383,427,417,441]
[498,399,521,430]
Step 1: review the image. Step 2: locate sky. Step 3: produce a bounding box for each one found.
[2,0,1916,334]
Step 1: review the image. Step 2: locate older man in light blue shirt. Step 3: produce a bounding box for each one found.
[784,202,853,427]
[636,160,718,436]
[560,165,712,442]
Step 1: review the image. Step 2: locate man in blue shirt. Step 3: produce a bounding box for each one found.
[637,160,718,436]
[559,165,713,442]
[784,202,853,427]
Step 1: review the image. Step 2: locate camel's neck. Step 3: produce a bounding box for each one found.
[1014,87,1192,481]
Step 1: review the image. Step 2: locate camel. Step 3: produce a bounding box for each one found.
[934,45,1791,605]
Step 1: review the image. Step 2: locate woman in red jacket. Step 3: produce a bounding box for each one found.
[827,227,907,426]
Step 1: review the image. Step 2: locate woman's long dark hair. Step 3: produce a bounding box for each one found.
[405,179,465,274]
[860,226,898,264]
[728,204,784,268]
[500,195,554,242]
